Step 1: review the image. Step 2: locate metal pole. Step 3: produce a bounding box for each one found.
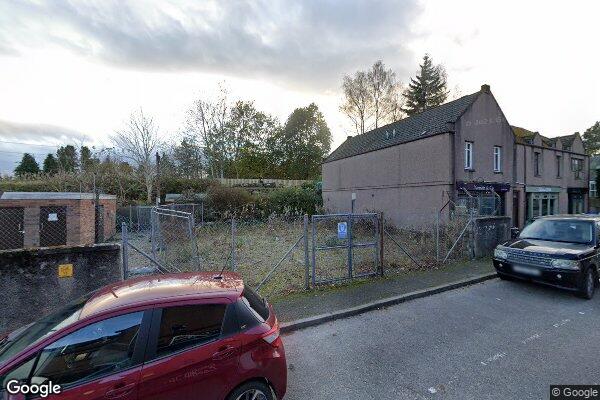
[347,214,353,279]
[379,212,384,276]
[231,217,237,271]
[435,211,440,262]
[121,222,128,280]
[311,216,316,286]
[303,214,310,289]
[151,209,157,259]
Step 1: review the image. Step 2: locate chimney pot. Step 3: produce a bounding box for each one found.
[481,84,491,93]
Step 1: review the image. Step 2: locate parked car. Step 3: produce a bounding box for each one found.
[493,215,600,299]
[0,272,286,400]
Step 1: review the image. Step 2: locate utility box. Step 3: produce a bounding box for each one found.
[0,192,117,250]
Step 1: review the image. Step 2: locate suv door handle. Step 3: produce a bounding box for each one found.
[105,382,136,399]
[212,345,236,361]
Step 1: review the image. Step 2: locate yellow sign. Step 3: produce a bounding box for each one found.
[58,263,73,278]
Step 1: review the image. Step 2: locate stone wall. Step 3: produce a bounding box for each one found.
[0,243,122,333]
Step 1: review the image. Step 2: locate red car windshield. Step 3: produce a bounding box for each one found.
[0,291,95,367]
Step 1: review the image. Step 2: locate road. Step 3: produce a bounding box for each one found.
[282,278,600,400]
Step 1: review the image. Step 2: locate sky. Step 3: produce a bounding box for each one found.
[0,0,599,174]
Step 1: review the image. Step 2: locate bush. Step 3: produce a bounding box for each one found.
[206,185,256,217]
[265,183,322,216]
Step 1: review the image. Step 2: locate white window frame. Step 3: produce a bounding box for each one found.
[590,180,597,198]
[464,141,473,170]
[493,146,501,172]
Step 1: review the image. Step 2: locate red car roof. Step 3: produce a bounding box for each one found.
[80,272,244,320]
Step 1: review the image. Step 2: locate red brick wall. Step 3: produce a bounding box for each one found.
[0,197,117,248]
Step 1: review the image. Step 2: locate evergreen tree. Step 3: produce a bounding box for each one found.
[56,144,78,172]
[42,153,59,174]
[402,54,449,115]
[79,145,98,171]
[14,153,40,176]
[582,121,600,155]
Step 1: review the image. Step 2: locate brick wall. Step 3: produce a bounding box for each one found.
[0,197,117,248]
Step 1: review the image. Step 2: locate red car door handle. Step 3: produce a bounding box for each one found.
[105,382,136,399]
[212,345,236,360]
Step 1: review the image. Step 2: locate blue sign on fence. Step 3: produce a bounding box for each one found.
[337,222,348,239]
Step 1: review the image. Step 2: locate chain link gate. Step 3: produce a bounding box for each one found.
[122,206,199,278]
[311,213,381,285]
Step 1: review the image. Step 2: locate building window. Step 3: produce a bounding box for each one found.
[556,155,562,178]
[493,146,502,172]
[590,180,597,198]
[528,193,559,221]
[464,141,473,170]
[534,152,541,176]
[571,158,583,179]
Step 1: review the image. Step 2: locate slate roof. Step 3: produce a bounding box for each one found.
[325,91,481,163]
[512,125,579,150]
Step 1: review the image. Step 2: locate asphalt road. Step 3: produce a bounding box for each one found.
[282,278,600,400]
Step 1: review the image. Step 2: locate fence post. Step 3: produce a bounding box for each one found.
[347,214,353,279]
[151,209,157,259]
[121,222,128,280]
[435,211,440,262]
[303,214,310,289]
[231,217,237,271]
[379,212,384,276]
[311,216,316,286]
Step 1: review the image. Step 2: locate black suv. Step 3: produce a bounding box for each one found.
[493,215,600,299]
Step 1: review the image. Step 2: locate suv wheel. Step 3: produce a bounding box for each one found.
[579,268,597,300]
[227,381,274,400]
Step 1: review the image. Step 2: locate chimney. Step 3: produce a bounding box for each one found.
[481,84,491,93]
[347,135,353,140]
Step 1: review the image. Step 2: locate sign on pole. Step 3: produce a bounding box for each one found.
[338,221,348,239]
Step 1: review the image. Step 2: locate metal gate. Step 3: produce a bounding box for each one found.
[39,206,67,247]
[0,207,24,250]
[311,213,381,285]
[122,206,198,279]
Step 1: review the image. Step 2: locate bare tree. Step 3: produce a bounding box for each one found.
[184,84,229,178]
[341,61,405,134]
[340,70,372,135]
[368,60,399,129]
[112,109,161,203]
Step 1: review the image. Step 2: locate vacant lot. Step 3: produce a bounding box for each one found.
[122,216,472,299]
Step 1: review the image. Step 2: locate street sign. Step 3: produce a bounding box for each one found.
[337,222,347,239]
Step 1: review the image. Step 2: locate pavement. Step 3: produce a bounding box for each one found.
[271,259,496,324]
[282,278,600,400]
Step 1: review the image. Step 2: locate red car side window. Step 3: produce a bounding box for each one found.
[154,304,226,359]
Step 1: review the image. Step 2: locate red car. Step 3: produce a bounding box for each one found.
[0,272,286,400]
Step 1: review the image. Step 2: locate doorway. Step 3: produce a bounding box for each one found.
[39,206,67,247]
[0,207,24,250]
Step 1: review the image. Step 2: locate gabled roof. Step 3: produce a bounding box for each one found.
[512,126,580,151]
[325,91,481,163]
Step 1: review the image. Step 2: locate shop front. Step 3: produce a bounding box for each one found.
[525,186,561,223]
[567,188,587,214]
[455,181,511,216]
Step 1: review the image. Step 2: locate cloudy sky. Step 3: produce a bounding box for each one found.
[0,0,599,174]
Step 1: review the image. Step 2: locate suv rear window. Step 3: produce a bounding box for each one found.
[242,287,270,322]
